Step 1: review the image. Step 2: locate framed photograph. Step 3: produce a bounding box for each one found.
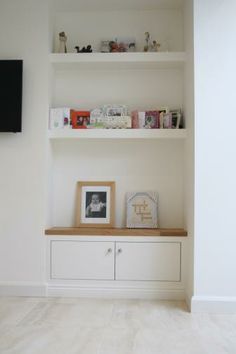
[103,104,128,117]
[76,181,115,228]
[170,109,182,129]
[71,110,90,129]
[145,111,159,129]
[126,192,158,228]
[100,38,136,53]
[163,113,172,129]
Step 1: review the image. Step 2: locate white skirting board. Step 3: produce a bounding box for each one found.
[46,284,185,300]
[191,296,236,314]
[0,282,46,297]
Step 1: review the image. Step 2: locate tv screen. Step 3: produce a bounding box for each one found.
[0,60,23,132]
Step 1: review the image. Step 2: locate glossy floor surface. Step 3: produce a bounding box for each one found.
[0,297,236,354]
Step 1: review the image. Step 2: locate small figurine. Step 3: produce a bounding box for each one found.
[150,40,161,52]
[75,45,93,53]
[144,32,150,52]
[144,32,161,52]
[58,32,67,53]
[100,41,110,53]
[109,41,119,52]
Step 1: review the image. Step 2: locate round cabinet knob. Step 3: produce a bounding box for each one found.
[117,248,122,254]
[107,248,112,254]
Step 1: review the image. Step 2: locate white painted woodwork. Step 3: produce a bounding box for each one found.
[52,0,184,12]
[50,52,186,70]
[50,239,181,283]
[48,129,187,140]
[51,241,115,280]
[115,242,181,281]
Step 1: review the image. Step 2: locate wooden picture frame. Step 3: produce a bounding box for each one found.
[76,181,115,228]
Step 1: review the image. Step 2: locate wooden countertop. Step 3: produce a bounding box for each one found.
[45,227,187,237]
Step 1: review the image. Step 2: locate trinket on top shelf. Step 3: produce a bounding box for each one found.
[58,32,67,53]
[144,32,161,52]
[75,45,93,53]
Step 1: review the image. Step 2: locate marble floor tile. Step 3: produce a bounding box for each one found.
[0,297,235,354]
[19,300,113,328]
[133,328,206,354]
[0,325,103,354]
[0,297,37,330]
[99,327,137,354]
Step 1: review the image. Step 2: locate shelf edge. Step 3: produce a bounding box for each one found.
[45,227,188,237]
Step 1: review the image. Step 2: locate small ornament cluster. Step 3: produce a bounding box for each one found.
[75,45,92,53]
[58,31,163,53]
[58,32,93,53]
[144,32,161,52]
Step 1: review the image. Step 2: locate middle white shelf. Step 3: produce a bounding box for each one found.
[48,129,187,140]
[50,52,186,70]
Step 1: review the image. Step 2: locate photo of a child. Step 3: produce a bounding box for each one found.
[85,192,107,218]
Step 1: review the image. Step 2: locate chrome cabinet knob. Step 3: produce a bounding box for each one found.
[107,248,112,254]
[117,248,122,254]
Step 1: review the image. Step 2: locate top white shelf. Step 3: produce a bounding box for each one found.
[50,52,186,70]
[52,0,184,12]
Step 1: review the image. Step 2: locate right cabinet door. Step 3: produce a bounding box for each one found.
[115,242,181,281]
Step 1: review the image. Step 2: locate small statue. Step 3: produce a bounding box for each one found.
[144,32,150,52]
[75,45,93,53]
[109,41,119,52]
[144,32,161,52]
[59,32,67,53]
[150,40,161,52]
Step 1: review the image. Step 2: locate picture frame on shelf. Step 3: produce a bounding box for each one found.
[126,191,158,228]
[49,107,71,130]
[71,110,90,129]
[100,38,136,53]
[103,104,128,117]
[145,111,159,129]
[76,181,115,228]
[163,113,172,129]
[170,109,182,129]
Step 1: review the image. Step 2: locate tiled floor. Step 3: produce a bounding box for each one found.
[0,297,236,354]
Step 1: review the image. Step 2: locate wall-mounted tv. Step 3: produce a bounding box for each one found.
[0,60,23,133]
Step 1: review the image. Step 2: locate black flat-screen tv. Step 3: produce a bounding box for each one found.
[0,60,23,132]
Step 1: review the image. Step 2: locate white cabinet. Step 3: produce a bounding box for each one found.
[115,242,181,281]
[50,239,181,282]
[51,241,115,280]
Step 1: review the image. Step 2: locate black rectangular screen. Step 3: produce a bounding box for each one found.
[0,60,23,132]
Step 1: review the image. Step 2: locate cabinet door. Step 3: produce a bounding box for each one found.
[51,241,114,280]
[115,242,181,281]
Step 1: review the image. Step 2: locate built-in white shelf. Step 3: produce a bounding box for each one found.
[52,0,183,12]
[48,129,187,140]
[49,52,186,70]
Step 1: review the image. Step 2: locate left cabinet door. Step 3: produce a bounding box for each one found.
[51,241,115,280]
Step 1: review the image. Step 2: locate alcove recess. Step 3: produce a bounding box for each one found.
[46,0,193,237]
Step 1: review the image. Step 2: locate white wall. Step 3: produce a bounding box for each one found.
[51,140,184,228]
[53,9,183,53]
[0,0,188,297]
[193,0,236,311]
[183,0,194,306]
[0,0,49,293]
